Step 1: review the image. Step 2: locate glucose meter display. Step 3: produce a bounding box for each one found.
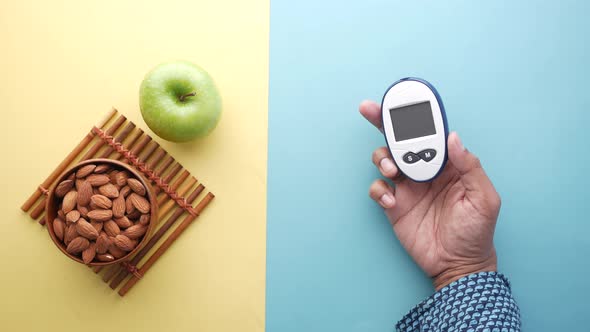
[390,101,437,141]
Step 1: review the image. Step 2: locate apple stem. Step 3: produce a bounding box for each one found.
[179,92,197,102]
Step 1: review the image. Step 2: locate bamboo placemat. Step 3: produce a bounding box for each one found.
[20,108,215,296]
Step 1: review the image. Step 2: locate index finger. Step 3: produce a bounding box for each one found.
[359,100,383,131]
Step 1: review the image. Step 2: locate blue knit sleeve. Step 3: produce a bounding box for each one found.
[396,272,521,332]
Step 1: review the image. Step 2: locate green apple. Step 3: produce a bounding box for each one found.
[139,61,222,142]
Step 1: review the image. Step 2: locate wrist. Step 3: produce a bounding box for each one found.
[432,252,498,291]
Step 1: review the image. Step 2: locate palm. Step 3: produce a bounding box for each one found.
[384,163,497,278]
[360,99,500,287]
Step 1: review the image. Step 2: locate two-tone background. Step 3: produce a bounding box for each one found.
[1,1,588,331]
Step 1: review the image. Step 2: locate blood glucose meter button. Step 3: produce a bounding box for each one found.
[402,152,420,164]
[418,149,437,162]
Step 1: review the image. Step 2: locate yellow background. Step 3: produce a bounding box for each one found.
[0,1,268,331]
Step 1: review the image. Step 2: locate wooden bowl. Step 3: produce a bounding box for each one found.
[46,159,158,266]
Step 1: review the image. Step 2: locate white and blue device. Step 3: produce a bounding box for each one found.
[381,78,448,182]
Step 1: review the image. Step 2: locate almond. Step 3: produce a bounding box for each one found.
[97,254,115,262]
[126,196,136,214]
[123,224,147,239]
[112,196,125,218]
[127,178,146,196]
[57,209,65,220]
[139,214,150,226]
[76,218,99,240]
[62,191,77,214]
[114,216,133,229]
[91,220,103,232]
[113,234,136,252]
[127,209,141,220]
[109,170,119,185]
[86,174,110,187]
[67,172,76,181]
[77,181,93,206]
[65,210,80,223]
[78,205,89,218]
[53,218,65,241]
[55,180,74,197]
[114,171,129,187]
[129,193,150,213]
[98,183,119,198]
[90,194,112,209]
[104,220,120,237]
[94,164,112,174]
[120,185,131,198]
[75,179,85,191]
[66,237,89,254]
[82,243,96,264]
[76,164,96,178]
[64,224,78,245]
[96,232,110,254]
[108,242,126,258]
[87,209,112,222]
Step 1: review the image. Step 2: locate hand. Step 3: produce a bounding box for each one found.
[360,100,501,290]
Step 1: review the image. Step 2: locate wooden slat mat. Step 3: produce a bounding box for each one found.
[20,108,215,296]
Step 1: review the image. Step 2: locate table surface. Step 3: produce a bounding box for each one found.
[266,1,590,331]
[2,1,590,331]
[0,1,268,331]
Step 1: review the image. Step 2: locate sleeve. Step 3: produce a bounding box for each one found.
[395,271,521,332]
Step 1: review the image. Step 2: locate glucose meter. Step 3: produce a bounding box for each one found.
[381,78,448,182]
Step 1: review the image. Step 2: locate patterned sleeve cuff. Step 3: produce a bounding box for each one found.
[395,272,521,332]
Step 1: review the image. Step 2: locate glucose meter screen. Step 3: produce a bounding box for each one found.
[390,101,437,141]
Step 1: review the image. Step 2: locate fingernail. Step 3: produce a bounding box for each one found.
[380,158,395,173]
[380,193,394,208]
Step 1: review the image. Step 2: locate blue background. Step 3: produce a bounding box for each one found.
[266,1,590,331]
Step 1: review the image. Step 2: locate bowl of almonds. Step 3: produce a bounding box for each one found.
[46,159,158,266]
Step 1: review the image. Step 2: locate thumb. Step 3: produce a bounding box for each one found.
[447,132,501,216]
